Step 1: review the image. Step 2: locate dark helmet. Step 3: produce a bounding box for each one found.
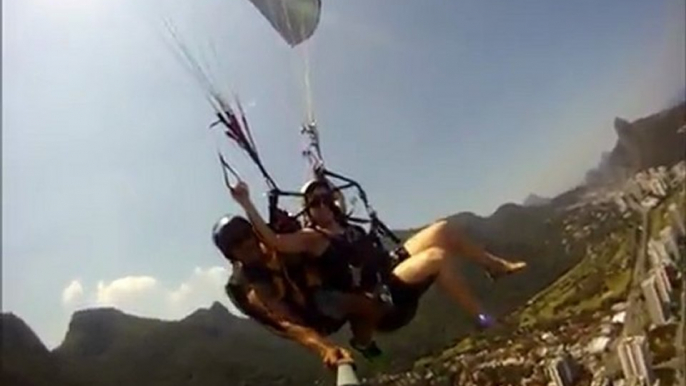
[212,215,254,260]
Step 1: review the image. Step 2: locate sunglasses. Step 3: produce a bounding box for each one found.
[308,194,334,208]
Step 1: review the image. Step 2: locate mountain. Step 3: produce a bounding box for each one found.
[585,102,686,185]
[360,171,685,386]
[523,194,552,207]
[371,190,624,369]
[1,313,82,386]
[363,101,685,373]
[3,102,684,385]
[51,302,330,386]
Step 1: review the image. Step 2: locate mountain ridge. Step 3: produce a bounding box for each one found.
[3,101,684,385]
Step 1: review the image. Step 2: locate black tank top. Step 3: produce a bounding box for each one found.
[312,225,392,292]
[313,233,356,290]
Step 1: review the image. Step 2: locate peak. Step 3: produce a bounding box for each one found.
[58,307,161,357]
[614,117,631,130]
[1,311,23,325]
[71,307,125,320]
[445,211,482,224]
[492,202,522,216]
[1,312,48,354]
[68,306,166,327]
[523,194,551,207]
[184,301,234,324]
[209,301,230,315]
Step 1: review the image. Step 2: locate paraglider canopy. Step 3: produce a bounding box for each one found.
[247,0,322,47]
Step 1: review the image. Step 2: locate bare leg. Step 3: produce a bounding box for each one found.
[392,247,484,318]
[403,220,527,276]
[436,256,483,317]
[337,221,516,342]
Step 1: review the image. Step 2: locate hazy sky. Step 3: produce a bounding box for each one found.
[3,0,684,349]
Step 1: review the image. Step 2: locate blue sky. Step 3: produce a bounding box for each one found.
[2,0,684,348]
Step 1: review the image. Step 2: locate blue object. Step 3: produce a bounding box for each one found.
[476,313,496,329]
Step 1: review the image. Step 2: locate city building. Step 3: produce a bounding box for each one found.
[546,352,579,386]
[671,161,686,182]
[614,195,629,213]
[668,204,685,238]
[641,197,659,209]
[659,226,680,261]
[625,180,643,202]
[618,341,634,382]
[649,265,673,304]
[616,336,655,385]
[647,240,671,268]
[627,197,644,213]
[641,274,669,326]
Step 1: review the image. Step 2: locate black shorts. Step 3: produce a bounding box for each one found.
[375,274,435,332]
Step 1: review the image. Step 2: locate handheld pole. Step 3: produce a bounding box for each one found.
[336,362,360,386]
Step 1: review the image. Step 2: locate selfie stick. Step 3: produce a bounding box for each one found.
[336,362,360,386]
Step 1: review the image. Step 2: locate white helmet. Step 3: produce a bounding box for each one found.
[299,178,346,222]
[300,178,334,196]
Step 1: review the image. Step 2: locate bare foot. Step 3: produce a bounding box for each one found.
[485,259,527,281]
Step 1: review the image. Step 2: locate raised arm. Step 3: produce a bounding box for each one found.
[229,181,318,254]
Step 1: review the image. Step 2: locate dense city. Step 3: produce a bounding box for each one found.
[362,162,686,386]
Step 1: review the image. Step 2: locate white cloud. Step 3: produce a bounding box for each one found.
[61,280,84,305]
[61,265,243,320]
[165,266,235,317]
[94,276,163,317]
[96,276,158,305]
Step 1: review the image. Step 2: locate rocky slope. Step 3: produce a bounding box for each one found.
[1,313,82,386]
[51,302,329,386]
[361,176,686,386]
[586,102,685,185]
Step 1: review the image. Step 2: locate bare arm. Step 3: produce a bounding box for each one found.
[240,199,319,254]
[245,284,338,357]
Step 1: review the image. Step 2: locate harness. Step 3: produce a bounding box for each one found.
[224,253,346,335]
[309,224,393,293]
[210,100,409,305]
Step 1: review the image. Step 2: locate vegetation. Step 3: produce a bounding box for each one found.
[648,324,677,365]
[3,101,684,385]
